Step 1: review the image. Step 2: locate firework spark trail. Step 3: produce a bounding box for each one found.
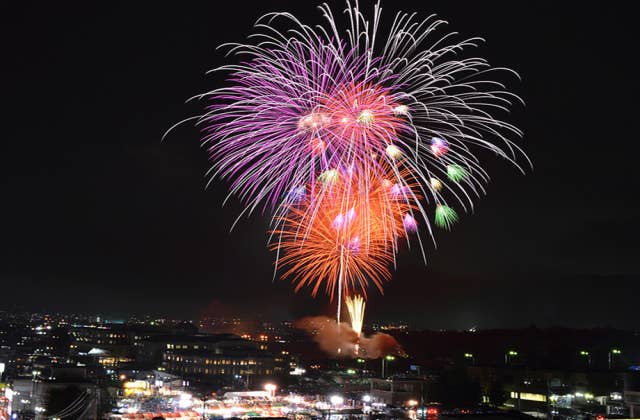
[170,0,528,309]
[183,0,527,250]
[270,165,419,300]
[345,294,366,337]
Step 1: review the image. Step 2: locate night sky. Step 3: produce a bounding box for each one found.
[1,2,638,329]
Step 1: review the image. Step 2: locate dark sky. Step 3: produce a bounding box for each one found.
[1,2,638,329]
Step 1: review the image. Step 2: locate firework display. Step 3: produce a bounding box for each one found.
[178,1,526,335]
[271,165,418,300]
[346,295,366,338]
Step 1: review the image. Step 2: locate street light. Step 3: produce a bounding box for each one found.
[609,348,622,370]
[330,395,344,406]
[264,383,277,398]
[464,353,475,365]
[382,354,395,378]
[328,395,343,420]
[579,350,591,368]
[505,350,518,365]
[356,358,366,376]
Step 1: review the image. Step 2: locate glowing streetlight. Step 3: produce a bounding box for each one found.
[330,395,344,406]
[579,350,591,368]
[609,348,621,370]
[407,399,418,407]
[362,395,372,403]
[505,350,518,365]
[464,353,475,365]
[382,354,396,378]
[264,383,277,398]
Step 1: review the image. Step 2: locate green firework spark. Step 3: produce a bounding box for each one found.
[435,205,458,230]
[447,164,468,182]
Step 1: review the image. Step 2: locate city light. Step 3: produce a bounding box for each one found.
[329,395,344,406]
[264,383,277,398]
[289,367,306,375]
[609,348,622,369]
[505,350,518,365]
[0,310,636,420]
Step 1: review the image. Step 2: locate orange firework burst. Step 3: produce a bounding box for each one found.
[271,164,420,300]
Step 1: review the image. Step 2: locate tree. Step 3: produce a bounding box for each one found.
[488,379,508,407]
[436,367,482,408]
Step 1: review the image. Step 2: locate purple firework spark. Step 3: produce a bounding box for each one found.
[170,0,528,261]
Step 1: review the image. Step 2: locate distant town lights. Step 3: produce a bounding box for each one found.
[330,395,344,406]
[290,367,306,375]
[264,383,277,398]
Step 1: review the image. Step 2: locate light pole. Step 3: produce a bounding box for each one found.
[382,355,395,378]
[464,353,475,365]
[329,395,343,420]
[608,348,621,370]
[264,383,277,399]
[579,350,591,369]
[407,399,418,415]
[505,350,518,365]
[357,358,366,377]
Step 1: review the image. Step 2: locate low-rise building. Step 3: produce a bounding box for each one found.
[369,377,427,405]
[624,369,640,418]
[161,334,275,385]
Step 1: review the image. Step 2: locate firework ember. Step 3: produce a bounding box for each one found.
[270,165,419,300]
[172,0,528,329]
[345,295,366,337]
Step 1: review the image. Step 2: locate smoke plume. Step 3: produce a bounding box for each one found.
[294,316,402,358]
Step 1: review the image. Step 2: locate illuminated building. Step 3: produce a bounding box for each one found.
[468,365,628,416]
[0,383,11,420]
[161,334,275,384]
[70,324,134,360]
[369,378,427,405]
[625,369,640,418]
[69,323,172,368]
[9,365,97,416]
